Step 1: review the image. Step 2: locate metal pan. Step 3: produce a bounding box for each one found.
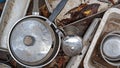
[4,0,68,67]
[84,8,120,68]
[100,31,120,66]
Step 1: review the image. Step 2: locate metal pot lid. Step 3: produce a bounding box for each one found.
[9,17,57,65]
[102,34,120,60]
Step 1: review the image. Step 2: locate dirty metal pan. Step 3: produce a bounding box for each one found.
[6,0,68,67]
[9,17,56,66]
[101,34,120,61]
[84,7,120,68]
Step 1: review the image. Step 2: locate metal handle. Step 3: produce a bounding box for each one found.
[48,0,68,22]
[32,0,39,15]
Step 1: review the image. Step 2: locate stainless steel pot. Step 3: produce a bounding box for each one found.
[5,0,68,67]
[100,31,120,66]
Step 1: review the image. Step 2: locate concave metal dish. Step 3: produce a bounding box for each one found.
[101,33,120,62]
[4,0,68,67]
[84,8,120,68]
[62,35,83,57]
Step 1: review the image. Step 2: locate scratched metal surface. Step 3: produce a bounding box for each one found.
[83,6,120,68]
[90,11,120,68]
[12,1,120,68]
[0,0,120,68]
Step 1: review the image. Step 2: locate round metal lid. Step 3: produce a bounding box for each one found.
[102,34,120,60]
[9,17,56,65]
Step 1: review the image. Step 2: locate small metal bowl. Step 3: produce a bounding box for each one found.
[62,35,83,57]
[100,31,120,66]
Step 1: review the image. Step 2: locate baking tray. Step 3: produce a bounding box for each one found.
[0,0,30,49]
[84,8,120,68]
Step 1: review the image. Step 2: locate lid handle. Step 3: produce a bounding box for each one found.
[32,0,39,15]
[48,0,68,22]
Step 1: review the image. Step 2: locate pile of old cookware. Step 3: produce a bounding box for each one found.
[101,31,120,66]
[1,0,120,68]
[2,0,99,67]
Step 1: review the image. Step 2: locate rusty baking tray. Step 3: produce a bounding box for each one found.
[84,7,120,68]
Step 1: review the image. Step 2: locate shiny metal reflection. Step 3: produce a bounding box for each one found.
[9,18,53,65]
[62,35,83,56]
[102,34,120,60]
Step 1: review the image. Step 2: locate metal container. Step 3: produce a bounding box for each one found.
[62,25,83,57]
[8,15,61,67]
[101,31,120,66]
[84,7,120,68]
[2,0,68,67]
[62,35,83,56]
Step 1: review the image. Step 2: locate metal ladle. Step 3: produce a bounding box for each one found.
[62,18,100,56]
[101,31,120,66]
[62,18,101,57]
[64,18,101,68]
